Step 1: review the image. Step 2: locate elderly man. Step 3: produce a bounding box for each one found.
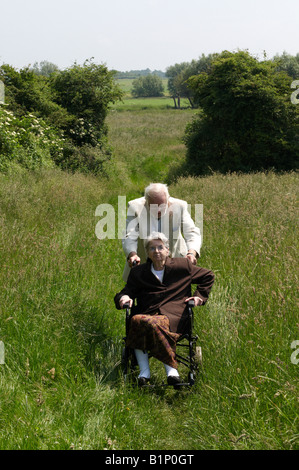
[122,182,202,281]
[115,232,214,386]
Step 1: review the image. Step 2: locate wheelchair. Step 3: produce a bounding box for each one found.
[121,300,202,388]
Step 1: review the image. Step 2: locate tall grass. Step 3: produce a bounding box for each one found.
[0,106,298,450]
[172,173,298,448]
[106,107,196,190]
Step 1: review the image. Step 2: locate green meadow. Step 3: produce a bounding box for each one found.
[0,103,298,450]
[116,77,169,96]
[113,77,191,110]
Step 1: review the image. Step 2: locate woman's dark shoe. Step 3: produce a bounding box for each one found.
[138,377,150,387]
[167,375,181,386]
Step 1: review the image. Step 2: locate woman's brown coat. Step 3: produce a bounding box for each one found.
[114,257,215,334]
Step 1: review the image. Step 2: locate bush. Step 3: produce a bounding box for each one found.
[184,51,299,174]
[0,107,64,172]
[131,75,164,97]
[51,60,123,146]
[0,61,123,174]
[52,141,112,176]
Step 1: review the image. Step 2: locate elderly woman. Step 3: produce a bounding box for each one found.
[114,232,214,386]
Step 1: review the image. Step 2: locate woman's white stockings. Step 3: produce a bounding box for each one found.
[134,349,179,379]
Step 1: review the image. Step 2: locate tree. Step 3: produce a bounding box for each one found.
[166,62,189,108]
[272,52,299,80]
[51,59,123,146]
[31,61,59,77]
[183,51,299,174]
[166,54,219,108]
[131,74,164,97]
[0,64,65,120]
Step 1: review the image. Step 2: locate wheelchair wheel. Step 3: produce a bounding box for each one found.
[188,371,196,386]
[121,346,137,382]
[121,347,127,369]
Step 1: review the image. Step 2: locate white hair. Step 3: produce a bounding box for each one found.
[144,232,169,253]
[144,183,169,202]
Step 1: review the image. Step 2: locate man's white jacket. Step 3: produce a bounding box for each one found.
[122,196,202,280]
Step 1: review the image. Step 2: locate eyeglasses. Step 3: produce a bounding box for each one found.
[148,245,165,252]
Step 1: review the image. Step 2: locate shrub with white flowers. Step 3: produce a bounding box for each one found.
[0,107,65,172]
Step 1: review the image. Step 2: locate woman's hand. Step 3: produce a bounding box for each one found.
[119,295,133,309]
[185,296,204,307]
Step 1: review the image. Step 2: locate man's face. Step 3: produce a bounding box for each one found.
[147,239,169,263]
[148,192,168,219]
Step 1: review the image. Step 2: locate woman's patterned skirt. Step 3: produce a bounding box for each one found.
[126,313,181,368]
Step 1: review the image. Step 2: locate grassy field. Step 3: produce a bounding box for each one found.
[106,107,196,187]
[111,96,189,111]
[0,104,298,450]
[115,77,169,97]
[113,77,191,110]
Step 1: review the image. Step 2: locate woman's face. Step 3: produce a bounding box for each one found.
[147,239,169,264]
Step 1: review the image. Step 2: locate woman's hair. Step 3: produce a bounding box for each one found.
[144,183,169,203]
[144,232,169,253]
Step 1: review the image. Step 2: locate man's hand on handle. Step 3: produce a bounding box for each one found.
[186,250,197,266]
[127,252,141,268]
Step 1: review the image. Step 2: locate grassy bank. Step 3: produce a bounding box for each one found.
[106,107,196,189]
[0,105,298,450]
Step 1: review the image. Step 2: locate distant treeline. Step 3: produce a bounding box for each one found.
[114,68,166,79]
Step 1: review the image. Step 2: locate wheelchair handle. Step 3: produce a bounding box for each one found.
[122,302,131,309]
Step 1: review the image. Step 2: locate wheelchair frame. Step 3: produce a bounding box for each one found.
[121,300,202,388]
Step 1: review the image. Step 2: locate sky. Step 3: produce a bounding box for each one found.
[0,0,298,72]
